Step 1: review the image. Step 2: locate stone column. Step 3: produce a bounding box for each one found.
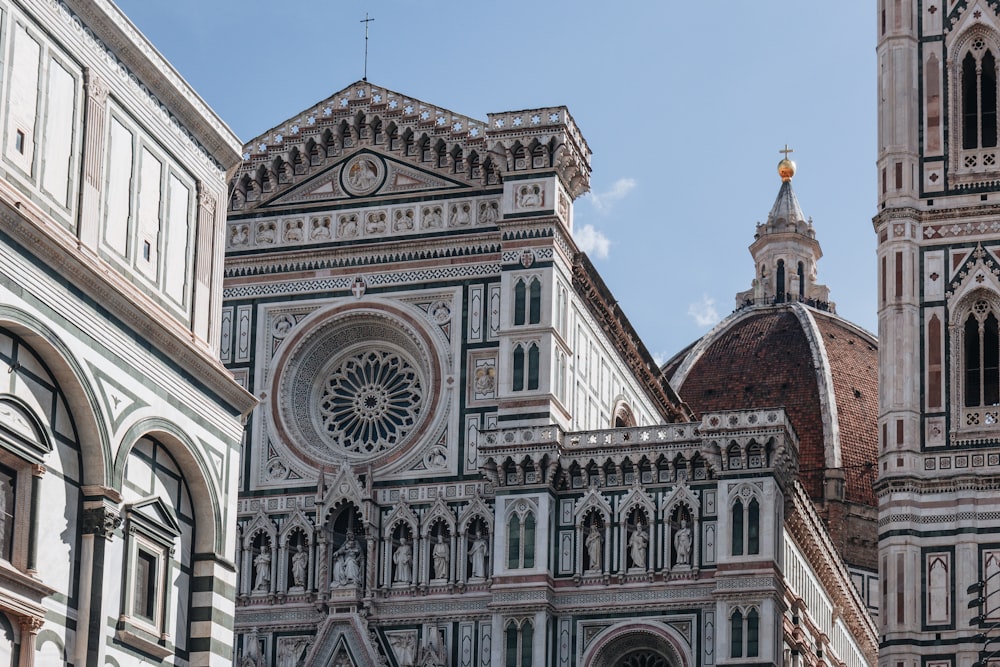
[77,69,110,250]
[77,500,121,667]
[191,183,219,347]
[17,616,42,667]
[25,465,43,574]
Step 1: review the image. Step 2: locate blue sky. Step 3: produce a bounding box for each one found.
[115,1,876,361]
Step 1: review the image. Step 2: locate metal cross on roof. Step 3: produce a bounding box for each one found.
[361,13,375,82]
[779,144,794,159]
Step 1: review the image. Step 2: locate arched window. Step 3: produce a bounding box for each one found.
[513,345,525,391]
[512,343,539,393]
[507,513,520,569]
[513,278,541,326]
[963,46,999,150]
[797,261,805,299]
[732,494,760,556]
[514,280,526,326]
[747,609,760,657]
[507,510,535,569]
[732,499,744,556]
[505,620,533,667]
[776,260,786,302]
[527,344,540,391]
[965,301,1000,407]
[730,607,760,658]
[730,609,744,659]
[528,279,541,324]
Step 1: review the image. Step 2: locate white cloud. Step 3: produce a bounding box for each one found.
[687,295,720,328]
[588,177,636,212]
[652,351,669,366]
[574,224,611,259]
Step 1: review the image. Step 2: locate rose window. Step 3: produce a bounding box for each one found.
[317,350,422,454]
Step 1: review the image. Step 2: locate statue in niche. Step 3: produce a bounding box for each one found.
[432,533,449,580]
[332,533,361,586]
[674,519,692,566]
[394,536,413,583]
[469,530,489,579]
[629,523,649,569]
[585,523,603,573]
[290,543,309,590]
[253,547,271,592]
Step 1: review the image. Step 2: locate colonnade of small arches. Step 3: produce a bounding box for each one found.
[230,108,564,209]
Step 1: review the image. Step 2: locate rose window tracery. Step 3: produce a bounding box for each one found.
[317,349,422,454]
[271,307,444,467]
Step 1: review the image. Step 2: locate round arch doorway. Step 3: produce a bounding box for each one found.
[588,628,685,667]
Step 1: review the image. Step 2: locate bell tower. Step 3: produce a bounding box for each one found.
[877,2,1000,665]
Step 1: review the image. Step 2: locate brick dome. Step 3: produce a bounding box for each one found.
[664,303,878,508]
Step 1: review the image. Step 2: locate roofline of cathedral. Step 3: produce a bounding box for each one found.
[571,252,694,423]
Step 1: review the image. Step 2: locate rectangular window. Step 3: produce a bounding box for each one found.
[14,131,23,154]
[730,614,743,658]
[895,162,903,190]
[134,549,157,622]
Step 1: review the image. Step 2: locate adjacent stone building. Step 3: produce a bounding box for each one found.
[224,82,877,667]
[0,0,255,665]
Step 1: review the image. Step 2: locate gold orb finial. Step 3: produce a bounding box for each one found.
[778,144,795,182]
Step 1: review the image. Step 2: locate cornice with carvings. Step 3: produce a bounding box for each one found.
[60,0,240,169]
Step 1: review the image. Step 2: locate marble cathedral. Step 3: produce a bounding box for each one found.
[223,83,879,667]
[876,2,1000,667]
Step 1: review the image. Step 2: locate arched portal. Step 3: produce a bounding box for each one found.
[585,623,688,667]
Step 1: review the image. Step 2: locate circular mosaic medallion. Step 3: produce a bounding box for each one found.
[316,349,423,455]
[342,155,385,196]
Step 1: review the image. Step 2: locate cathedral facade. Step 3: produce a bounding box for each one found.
[224,83,877,667]
[0,0,255,666]
[876,2,1000,667]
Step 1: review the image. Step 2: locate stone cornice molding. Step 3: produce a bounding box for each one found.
[61,0,241,168]
[875,471,1000,495]
[224,232,502,280]
[0,181,256,417]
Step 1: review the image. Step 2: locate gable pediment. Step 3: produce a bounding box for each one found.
[260,149,471,209]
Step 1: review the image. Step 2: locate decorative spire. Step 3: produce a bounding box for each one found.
[734,151,835,313]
